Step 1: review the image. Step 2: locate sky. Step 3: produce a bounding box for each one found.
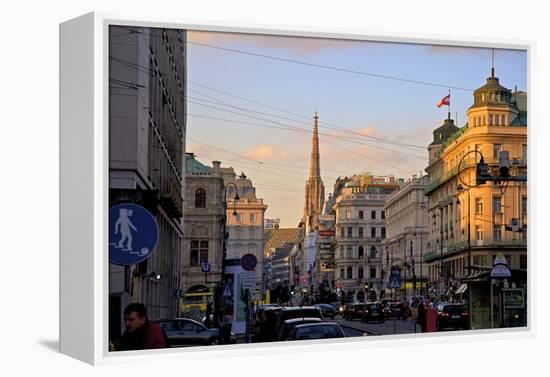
[185,30,527,228]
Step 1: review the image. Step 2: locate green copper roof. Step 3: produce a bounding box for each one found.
[185,153,211,174]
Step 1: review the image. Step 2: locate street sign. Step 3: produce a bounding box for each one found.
[490,253,511,278]
[387,267,401,289]
[503,288,525,308]
[201,261,211,273]
[109,203,159,266]
[240,253,258,271]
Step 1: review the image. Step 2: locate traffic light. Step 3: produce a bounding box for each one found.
[476,158,491,185]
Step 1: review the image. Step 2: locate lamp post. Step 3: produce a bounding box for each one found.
[456,184,472,329]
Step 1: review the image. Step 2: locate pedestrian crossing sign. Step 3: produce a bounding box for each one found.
[387,267,402,289]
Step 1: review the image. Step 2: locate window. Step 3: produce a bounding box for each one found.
[493,225,502,241]
[347,227,353,238]
[358,246,364,258]
[522,196,527,215]
[346,267,353,279]
[381,227,386,239]
[489,114,493,126]
[371,211,376,219]
[381,211,385,219]
[473,255,487,267]
[501,114,506,126]
[370,245,377,258]
[236,213,242,223]
[493,144,502,158]
[371,227,376,238]
[370,268,377,278]
[195,188,206,208]
[359,210,364,219]
[346,246,353,259]
[345,210,351,219]
[358,227,364,238]
[358,267,364,279]
[340,269,345,279]
[475,198,483,214]
[341,227,345,237]
[250,213,256,223]
[476,225,483,241]
[522,144,527,163]
[493,196,502,214]
[473,117,477,127]
[190,240,208,266]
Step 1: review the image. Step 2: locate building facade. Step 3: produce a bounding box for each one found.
[383,176,429,299]
[182,154,225,297]
[108,26,187,339]
[423,67,527,328]
[224,170,268,299]
[333,175,399,303]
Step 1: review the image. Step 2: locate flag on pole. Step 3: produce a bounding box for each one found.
[437,94,450,108]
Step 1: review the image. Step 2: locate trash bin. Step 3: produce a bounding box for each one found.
[219,323,233,344]
[425,308,437,332]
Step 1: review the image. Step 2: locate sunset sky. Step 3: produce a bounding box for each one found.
[185,30,527,227]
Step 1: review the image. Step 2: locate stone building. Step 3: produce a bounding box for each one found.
[423,66,527,328]
[108,26,186,338]
[383,176,429,299]
[182,153,225,296]
[333,175,399,303]
[224,170,268,299]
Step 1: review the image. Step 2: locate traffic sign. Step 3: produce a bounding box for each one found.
[387,267,402,289]
[490,253,511,279]
[240,253,258,271]
[109,203,159,266]
[201,261,211,273]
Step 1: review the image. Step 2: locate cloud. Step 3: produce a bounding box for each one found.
[188,30,374,57]
[244,144,290,161]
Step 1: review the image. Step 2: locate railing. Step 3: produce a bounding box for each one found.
[423,238,527,262]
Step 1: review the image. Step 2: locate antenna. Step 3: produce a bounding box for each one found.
[491,48,495,77]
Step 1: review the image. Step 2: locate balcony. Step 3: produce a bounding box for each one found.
[159,177,183,218]
[423,238,526,262]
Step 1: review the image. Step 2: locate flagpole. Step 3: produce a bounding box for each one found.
[448,89,451,120]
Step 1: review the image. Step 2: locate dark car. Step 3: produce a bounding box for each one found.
[315,303,336,319]
[287,322,346,341]
[277,317,323,341]
[255,304,283,321]
[153,318,235,347]
[383,301,405,319]
[436,303,469,330]
[343,303,367,320]
[361,303,385,323]
[277,306,323,324]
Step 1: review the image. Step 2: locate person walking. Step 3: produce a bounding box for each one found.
[115,303,168,351]
[417,302,426,333]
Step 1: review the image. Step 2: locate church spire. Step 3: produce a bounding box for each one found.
[309,111,320,178]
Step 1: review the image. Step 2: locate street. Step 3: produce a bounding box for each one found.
[335,316,465,335]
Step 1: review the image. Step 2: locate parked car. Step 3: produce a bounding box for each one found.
[152,318,236,346]
[315,303,336,319]
[383,301,405,319]
[287,322,346,341]
[255,304,282,321]
[436,303,469,330]
[343,303,366,321]
[361,302,385,323]
[277,317,323,341]
[275,306,323,334]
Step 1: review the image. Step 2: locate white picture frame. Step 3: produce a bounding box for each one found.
[59,11,534,366]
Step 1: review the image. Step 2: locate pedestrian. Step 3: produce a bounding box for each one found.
[115,303,168,351]
[253,309,277,342]
[417,301,426,332]
[204,301,213,328]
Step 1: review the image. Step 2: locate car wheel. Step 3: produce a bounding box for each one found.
[209,337,219,346]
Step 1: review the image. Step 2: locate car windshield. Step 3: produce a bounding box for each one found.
[294,325,344,340]
[368,304,380,310]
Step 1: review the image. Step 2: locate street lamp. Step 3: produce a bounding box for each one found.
[456,184,471,277]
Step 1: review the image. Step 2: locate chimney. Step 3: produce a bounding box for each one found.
[212,161,221,177]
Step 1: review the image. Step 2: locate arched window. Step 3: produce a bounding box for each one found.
[358,267,364,279]
[356,291,365,303]
[358,246,364,258]
[370,245,377,258]
[195,188,206,208]
[346,267,353,279]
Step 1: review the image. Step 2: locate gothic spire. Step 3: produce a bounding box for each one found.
[309,111,320,178]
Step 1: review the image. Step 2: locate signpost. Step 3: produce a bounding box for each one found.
[109,203,159,266]
[387,267,402,334]
[490,253,511,328]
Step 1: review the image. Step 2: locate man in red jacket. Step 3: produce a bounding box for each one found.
[116,303,168,351]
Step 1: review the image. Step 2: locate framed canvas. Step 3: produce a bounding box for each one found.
[60,11,533,365]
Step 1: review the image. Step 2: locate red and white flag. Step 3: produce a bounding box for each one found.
[437,94,450,108]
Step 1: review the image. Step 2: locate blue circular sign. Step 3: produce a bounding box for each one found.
[109,203,159,266]
[240,253,257,271]
[201,261,211,273]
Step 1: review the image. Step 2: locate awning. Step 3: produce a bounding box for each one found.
[455,283,468,295]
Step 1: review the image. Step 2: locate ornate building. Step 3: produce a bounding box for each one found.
[333,175,399,303]
[423,66,527,328]
[383,176,429,299]
[182,154,225,298]
[303,112,325,230]
[224,169,268,299]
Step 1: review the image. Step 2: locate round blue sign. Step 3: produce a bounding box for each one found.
[240,253,257,271]
[109,203,159,266]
